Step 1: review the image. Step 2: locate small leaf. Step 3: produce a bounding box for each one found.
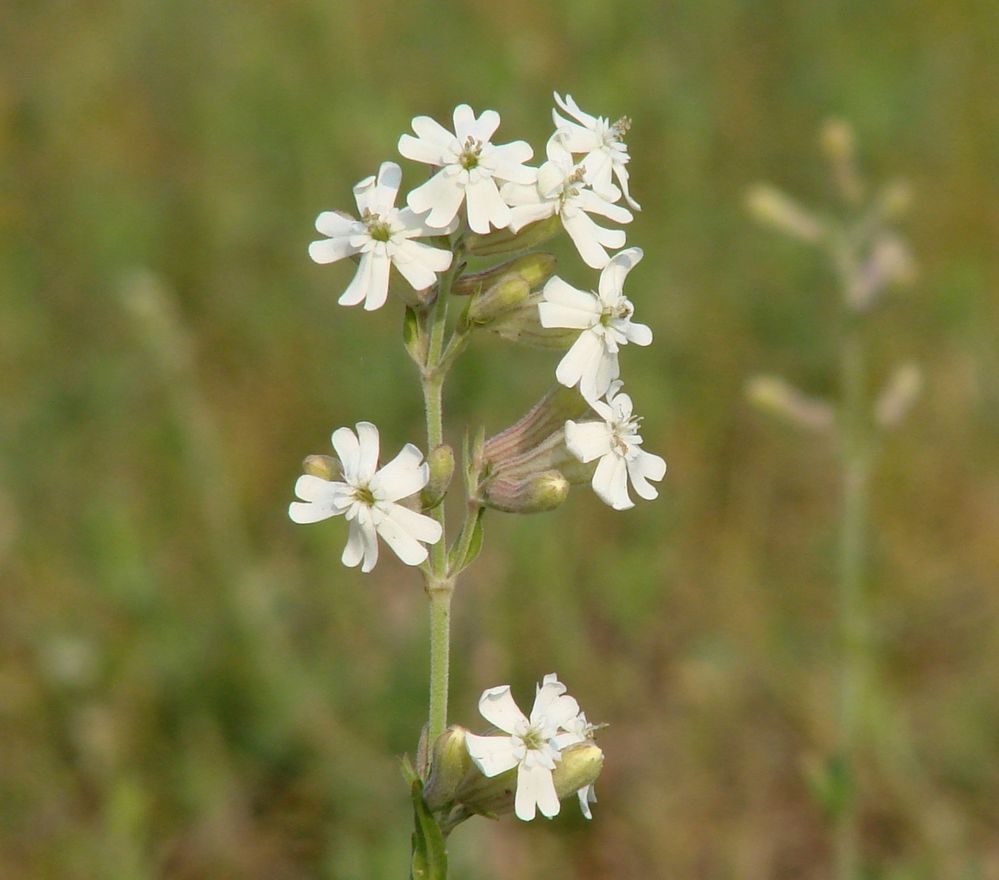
[410,779,448,879]
[403,306,426,365]
[448,507,484,575]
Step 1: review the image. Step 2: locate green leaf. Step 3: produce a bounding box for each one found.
[403,306,425,365]
[448,507,484,575]
[410,779,448,880]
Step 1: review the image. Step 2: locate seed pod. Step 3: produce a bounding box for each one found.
[302,454,342,481]
[422,444,455,509]
[422,726,473,811]
[480,469,569,514]
[452,252,557,297]
[464,215,561,257]
[484,385,589,467]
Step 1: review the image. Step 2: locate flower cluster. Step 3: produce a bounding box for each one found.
[465,674,599,821]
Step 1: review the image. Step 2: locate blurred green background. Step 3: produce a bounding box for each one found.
[2,1,997,877]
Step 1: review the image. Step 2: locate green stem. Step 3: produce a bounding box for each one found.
[835,318,870,880]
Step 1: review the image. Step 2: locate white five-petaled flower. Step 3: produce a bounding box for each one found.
[308,161,453,312]
[398,104,537,234]
[552,92,641,212]
[465,674,581,821]
[288,422,443,572]
[565,381,667,511]
[538,247,652,401]
[502,137,632,269]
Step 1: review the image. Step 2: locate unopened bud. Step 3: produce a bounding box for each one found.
[452,253,558,297]
[464,215,561,257]
[874,362,922,428]
[746,375,835,433]
[480,469,569,514]
[488,295,581,350]
[848,233,916,310]
[466,276,531,325]
[745,184,825,243]
[484,386,589,466]
[553,743,604,801]
[820,119,864,205]
[422,726,473,811]
[302,454,342,481]
[422,444,455,509]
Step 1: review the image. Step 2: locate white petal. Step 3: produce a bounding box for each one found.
[478,685,528,734]
[292,474,335,503]
[531,681,579,729]
[581,149,615,198]
[331,426,360,482]
[577,784,596,819]
[565,420,613,463]
[580,349,619,402]
[396,207,455,239]
[370,443,427,501]
[592,452,633,510]
[614,162,641,211]
[362,251,391,311]
[315,211,358,238]
[627,449,667,500]
[308,236,360,265]
[338,251,374,308]
[374,506,432,566]
[599,247,644,301]
[411,115,457,149]
[288,500,336,524]
[553,92,597,129]
[452,103,478,140]
[490,141,536,184]
[357,512,380,572]
[555,330,604,390]
[539,277,600,327]
[351,174,377,215]
[508,201,555,233]
[370,161,402,214]
[625,320,653,346]
[465,733,519,778]
[465,177,510,234]
[341,518,365,567]
[398,132,446,165]
[378,502,442,544]
[407,171,466,230]
[516,763,560,821]
[354,421,379,483]
[578,189,633,224]
[470,108,501,143]
[391,240,448,291]
[562,210,612,269]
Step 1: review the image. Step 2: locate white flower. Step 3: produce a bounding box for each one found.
[565,381,667,510]
[288,422,443,572]
[308,161,453,312]
[465,674,581,821]
[538,247,652,401]
[552,92,640,211]
[502,137,632,269]
[398,104,536,234]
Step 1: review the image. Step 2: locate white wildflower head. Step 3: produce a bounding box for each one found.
[565,381,667,510]
[288,422,443,572]
[552,91,640,211]
[538,247,652,401]
[502,137,632,269]
[465,674,584,821]
[308,161,454,311]
[398,104,537,234]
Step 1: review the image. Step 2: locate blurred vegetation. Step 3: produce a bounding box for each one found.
[2,1,997,877]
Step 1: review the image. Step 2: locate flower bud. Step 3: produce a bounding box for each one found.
[464,215,561,257]
[552,743,604,801]
[422,444,455,509]
[480,469,569,514]
[746,375,835,433]
[488,295,580,350]
[302,454,342,481]
[452,253,558,297]
[422,726,474,811]
[820,119,864,205]
[847,233,916,311]
[466,276,531,326]
[874,362,922,429]
[745,184,825,243]
[484,385,589,467]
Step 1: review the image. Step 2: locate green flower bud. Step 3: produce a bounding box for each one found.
[422,726,474,811]
[464,215,561,257]
[302,454,342,481]
[452,253,558,297]
[484,385,589,467]
[487,295,581,350]
[745,184,825,243]
[466,276,531,326]
[480,469,569,514]
[422,444,455,510]
[553,743,604,801]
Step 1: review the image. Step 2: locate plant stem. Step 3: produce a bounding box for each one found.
[421,256,459,749]
[835,316,870,880]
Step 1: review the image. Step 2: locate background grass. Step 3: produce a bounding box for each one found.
[2,1,997,877]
